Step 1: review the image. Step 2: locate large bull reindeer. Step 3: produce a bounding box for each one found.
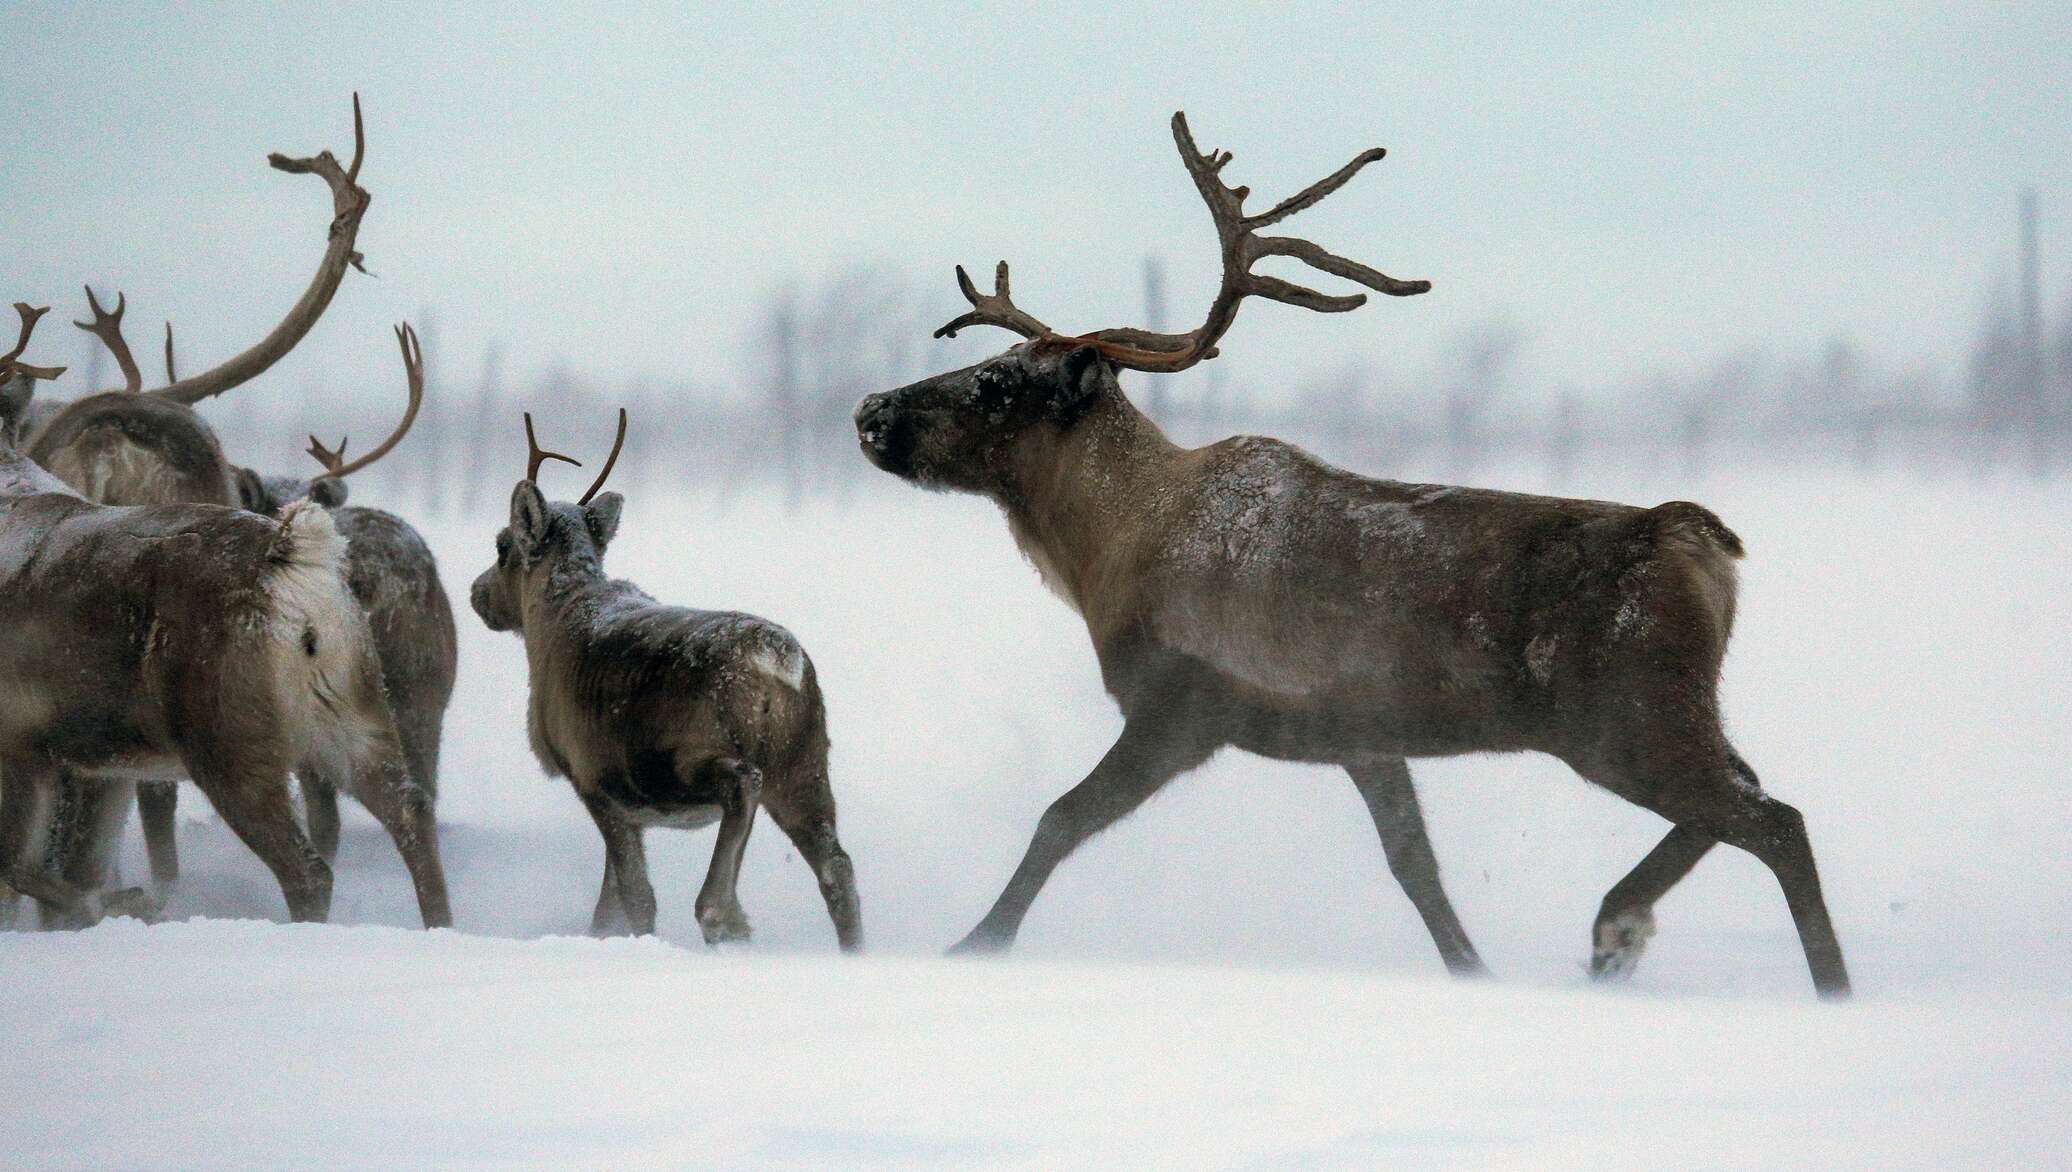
[855,113,1849,998]
[31,95,373,893]
[0,304,449,928]
[235,325,457,866]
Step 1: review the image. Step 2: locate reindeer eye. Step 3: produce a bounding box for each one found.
[496,532,512,563]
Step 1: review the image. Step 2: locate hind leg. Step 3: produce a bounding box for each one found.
[185,761,332,923]
[49,779,159,929]
[136,780,182,893]
[1584,743,1849,999]
[691,758,761,946]
[1587,752,1745,981]
[301,778,342,866]
[1,759,68,928]
[338,743,452,929]
[764,779,862,953]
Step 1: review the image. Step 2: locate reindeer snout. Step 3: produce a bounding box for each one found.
[854,393,891,443]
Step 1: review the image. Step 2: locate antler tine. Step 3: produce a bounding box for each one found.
[3,302,48,365]
[152,92,373,406]
[306,322,426,480]
[2,302,67,381]
[577,407,628,505]
[523,412,581,485]
[162,322,178,382]
[933,262,1056,341]
[74,285,142,392]
[938,113,1430,375]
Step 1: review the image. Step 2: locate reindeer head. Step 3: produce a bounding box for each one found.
[855,341,1117,492]
[857,113,1427,495]
[0,303,67,446]
[471,409,627,634]
[236,323,422,517]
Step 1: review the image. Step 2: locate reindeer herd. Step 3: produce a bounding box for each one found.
[0,99,1850,999]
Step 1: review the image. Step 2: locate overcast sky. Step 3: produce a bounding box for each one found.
[4,2,2066,408]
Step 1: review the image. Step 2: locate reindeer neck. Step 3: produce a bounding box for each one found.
[998,391,1183,612]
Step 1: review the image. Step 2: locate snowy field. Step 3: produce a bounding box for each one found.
[3,453,2068,1168]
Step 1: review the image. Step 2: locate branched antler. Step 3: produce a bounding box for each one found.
[306,323,423,480]
[2,303,66,381]
[152,93,373,405]
[520,407,628,503]
[74,286,142,392]
[935,112,1429,373]
[524,413,581,485]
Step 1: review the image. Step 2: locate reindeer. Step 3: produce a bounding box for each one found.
[230,327,456,868]
[0,303,450,929]
[470,413,862,951]
[29,95,372,894]
[853,114,1850,998]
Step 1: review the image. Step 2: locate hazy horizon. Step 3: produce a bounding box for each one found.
[5,3,2067,409]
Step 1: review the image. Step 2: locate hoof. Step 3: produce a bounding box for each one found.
[698,906,753,947]
[97,887,164,924]
[946,926,1013,957]
[1590,909,1656,981]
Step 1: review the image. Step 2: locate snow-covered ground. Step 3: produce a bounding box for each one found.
[4,454,2068,1168]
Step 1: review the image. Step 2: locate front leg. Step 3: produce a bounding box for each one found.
[579,790,656,935]
[693,759,761,946]
[950,706,1221,956]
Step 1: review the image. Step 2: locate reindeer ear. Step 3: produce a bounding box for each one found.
[584,492,623,550]
[308,476,348,508]
[1047,344,1108,422]
[510,481,552,557]
[233,466,269,513]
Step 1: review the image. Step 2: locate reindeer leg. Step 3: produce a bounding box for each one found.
[1344,757,1485,977]
[188,762,331,923]
[764,774,862,953]
[301,777,342,866]
[1589,826,1715,981]
[949,710,1221,955]
[1,759,62,929]
[589,853,627,937]
[692,758,760,946]
[136,780,182,893]
[1589,753,1771,980]
[581,791,656,935]
[51,779,155,929]
[342,748,452,930]
[1585,742,1849,999]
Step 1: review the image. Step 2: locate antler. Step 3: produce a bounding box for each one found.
[524,412,581,485]
[935,112,1430,373]
[519,408,628,503]
[151,93,372,405]
[2,303,67,381]
[162,322,178,382]
[306,323,424,480]
[577,408,627,505]
[74,286,142,392]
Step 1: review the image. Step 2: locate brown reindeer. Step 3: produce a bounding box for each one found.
[0,304,450,929]
[232,325,456,869]
[470,413,862,950]
[854,114,1849,998]
[30,95,372,894]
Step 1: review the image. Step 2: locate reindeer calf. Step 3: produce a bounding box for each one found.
[470,413,861,950]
